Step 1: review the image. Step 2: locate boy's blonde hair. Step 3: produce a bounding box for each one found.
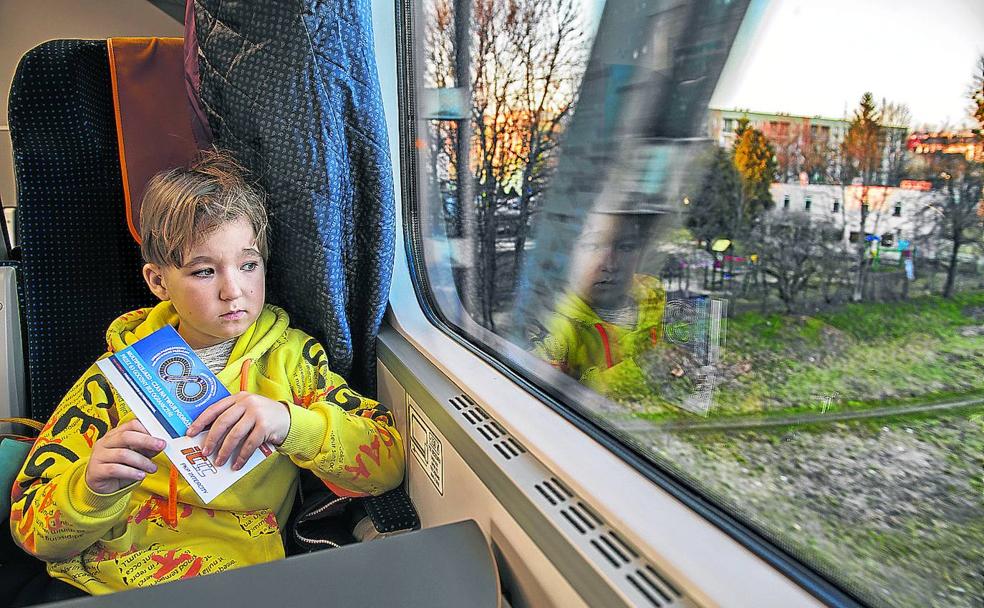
[140,151,269,267]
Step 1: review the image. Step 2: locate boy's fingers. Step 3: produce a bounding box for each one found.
[216,417,255,467]
[113,430,166,455]
[127,442,166,460]
[98,463,148,483]
[202,404,245,457]
[187,394,241,436]
[103,448,158,474]
[234,428,266,470]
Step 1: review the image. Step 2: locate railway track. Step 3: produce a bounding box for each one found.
[643,395,984,433]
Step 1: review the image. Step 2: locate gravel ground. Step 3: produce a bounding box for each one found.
[645,414,984,608]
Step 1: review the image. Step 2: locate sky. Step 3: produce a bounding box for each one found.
[708,0,984,129]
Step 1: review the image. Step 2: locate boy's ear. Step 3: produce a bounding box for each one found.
[143,264,170,301]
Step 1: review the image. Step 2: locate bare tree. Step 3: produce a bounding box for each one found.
[757,117,840,185]
[924,57,984,299]
[423,0,485,318]
[748,213,843,312]
[761,118,803,183]
[423,0,588,327]
[423,0,458,202]
[970,55,984,136]
[920,153,984,298]
[801,125,836,185]
[879,99,912,186]
[505,0,586,294]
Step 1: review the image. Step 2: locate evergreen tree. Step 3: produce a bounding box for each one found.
[687,147,741,247]
[841,92,883,186]
[842,92,883,301]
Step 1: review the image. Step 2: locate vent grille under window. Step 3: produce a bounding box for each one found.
[447,393,687,607]
[533,474,685,606]
[448,394,527,460]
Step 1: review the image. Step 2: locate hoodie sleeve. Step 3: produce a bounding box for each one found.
[583,359,651,398]
[276,338,405,496]
[531,315,582,378]
[10,359,134,562]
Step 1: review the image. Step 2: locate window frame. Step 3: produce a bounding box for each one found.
[384,1,865,606]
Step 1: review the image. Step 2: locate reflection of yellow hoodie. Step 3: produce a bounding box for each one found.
[533,275,665,397]
[10,302,404,594]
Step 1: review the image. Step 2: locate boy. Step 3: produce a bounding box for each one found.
[9,152,405,596]
[531,209,667,398]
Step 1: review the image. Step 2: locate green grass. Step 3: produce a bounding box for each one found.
[632,290,984,421]
[818,291,984,341]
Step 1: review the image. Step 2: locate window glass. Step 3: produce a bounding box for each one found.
[407,1,984,607]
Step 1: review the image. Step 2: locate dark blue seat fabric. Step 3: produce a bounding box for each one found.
[8,40,152,420]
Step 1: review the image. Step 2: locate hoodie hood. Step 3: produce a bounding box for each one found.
[106,301,291,383]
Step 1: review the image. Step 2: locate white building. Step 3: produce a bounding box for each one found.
[767,183,940,257]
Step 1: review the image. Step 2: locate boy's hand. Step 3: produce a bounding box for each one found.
[185,392,290,471]
[85,419,165,494]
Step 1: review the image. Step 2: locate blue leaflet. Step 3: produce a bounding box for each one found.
[108,326,229,438]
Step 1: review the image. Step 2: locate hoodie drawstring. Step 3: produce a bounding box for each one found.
[165,467,179,527]
[164,358,254,527]
[593,323,614,369]
[239,359,252,390]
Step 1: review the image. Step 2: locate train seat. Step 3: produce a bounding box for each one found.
[5,32,418,554]
[9,37,208,424]
[8,39,155,422]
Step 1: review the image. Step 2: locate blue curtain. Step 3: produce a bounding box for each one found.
[193,0,395,394]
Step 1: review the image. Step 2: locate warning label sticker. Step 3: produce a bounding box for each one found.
[408,398,444,496]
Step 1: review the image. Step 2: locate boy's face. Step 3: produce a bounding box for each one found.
[143,218,265,349]
[569,213,648,310]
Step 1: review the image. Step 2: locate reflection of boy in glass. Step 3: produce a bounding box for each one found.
[532,209,666,397]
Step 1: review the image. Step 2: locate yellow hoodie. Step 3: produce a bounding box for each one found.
[532,275,666,397]
[9,302,405,594]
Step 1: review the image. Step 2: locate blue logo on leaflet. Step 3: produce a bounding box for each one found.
[114,325,230,438]
[151,346,218,411]
[158,354,210,403]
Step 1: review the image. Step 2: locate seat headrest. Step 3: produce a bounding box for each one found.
[108,37,207,243]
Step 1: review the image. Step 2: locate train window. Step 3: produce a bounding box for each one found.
[402,1,984,607]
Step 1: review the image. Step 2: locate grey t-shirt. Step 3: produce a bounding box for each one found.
[194,337,237,374]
